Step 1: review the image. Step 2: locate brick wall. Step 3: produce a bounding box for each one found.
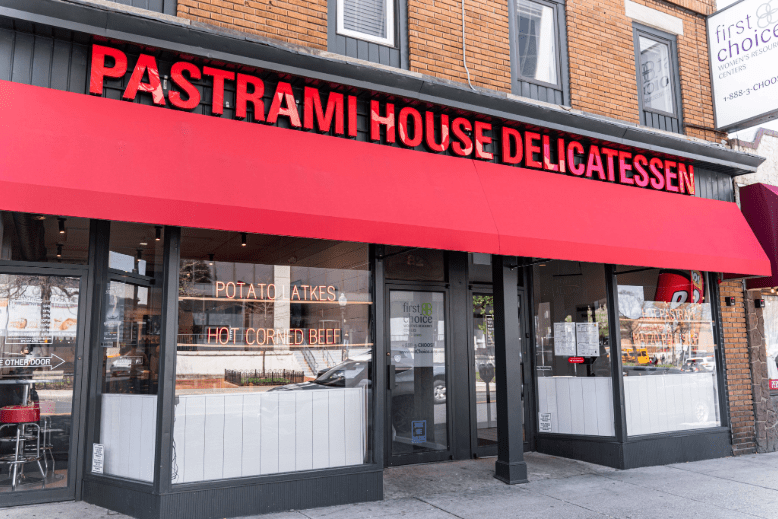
[720,279,757,455]
[177,0,328,49]
[745,290,778,453]
[173,0,724,140]
[407,0,511,91]
[566,0,724,143]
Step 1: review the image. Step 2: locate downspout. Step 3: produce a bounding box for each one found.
[461,0,475,90]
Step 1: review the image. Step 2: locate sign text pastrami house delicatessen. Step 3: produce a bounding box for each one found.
[89,43,697,195]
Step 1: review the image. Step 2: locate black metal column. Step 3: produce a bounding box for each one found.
[449,252,471,460]
[153,226,181,495]
[492,255,528,484]
[372,245,386,469]
[605,264,627,443]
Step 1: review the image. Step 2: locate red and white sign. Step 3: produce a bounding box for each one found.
[88,43,697,196]
[568,357,585,364]
[770,379,778,391]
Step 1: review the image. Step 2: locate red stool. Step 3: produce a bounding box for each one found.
[0,404,44,491]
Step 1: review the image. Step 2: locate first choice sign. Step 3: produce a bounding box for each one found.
[708,0,778,130]
[89,44,697,196]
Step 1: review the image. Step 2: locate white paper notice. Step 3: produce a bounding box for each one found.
[539,412,552,433]
[576,322,600,357]
[553,322,576,356]
[92,443,105,474]
[390,291,445,367]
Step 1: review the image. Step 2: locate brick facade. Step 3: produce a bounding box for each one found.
[407,0,511,91]
[745,291,778,453]
[177,0,328,49]
[566,0,724,143]
[174,0,725,142]
[720,279,757,455]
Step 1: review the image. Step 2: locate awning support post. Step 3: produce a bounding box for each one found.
[492,255,528,484]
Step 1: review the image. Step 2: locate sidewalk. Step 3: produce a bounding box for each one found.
[5,451,778,519]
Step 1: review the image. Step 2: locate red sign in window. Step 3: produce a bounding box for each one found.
[770,379,778,391]
[568,357,585,364]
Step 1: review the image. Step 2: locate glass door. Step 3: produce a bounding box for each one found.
[387,289,450,465]
[471,292,498,454]
[0,272,84,500]
[470,289,530,457]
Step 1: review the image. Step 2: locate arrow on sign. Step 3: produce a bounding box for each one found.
[2,353,66,370]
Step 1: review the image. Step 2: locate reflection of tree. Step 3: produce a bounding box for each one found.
[472,295,494,337]
[178,260,213,297]
[0,274,79,373]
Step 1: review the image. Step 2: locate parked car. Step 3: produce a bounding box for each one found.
[683,357,715,372]
[270,353,446,434]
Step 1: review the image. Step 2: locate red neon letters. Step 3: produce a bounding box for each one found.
[89,45,127,95]
[88,44,696,196]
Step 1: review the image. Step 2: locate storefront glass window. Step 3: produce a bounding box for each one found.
[0,274,81,491]
[616,268,721,435]
[761,296,778,392]
[97,223,164,482]
[0,211,89,265]
[533,261,614,436]
[173,229,372,483]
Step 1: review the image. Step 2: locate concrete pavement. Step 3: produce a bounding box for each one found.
[5,451,778,518]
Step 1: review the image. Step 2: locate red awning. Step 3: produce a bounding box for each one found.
[0,80,770,276]
[740,183,778,287]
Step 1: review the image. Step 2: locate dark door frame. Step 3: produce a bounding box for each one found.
[518,286,535,453]
[384,282,453,467]
[0,261,92,507]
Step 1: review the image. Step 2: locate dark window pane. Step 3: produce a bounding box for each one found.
[0,211,89,265]
[385,246,446,282]
[469,253,493,284]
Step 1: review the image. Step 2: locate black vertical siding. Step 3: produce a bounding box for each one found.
[0,21,90,94]
[328,0,408,69]
[110,0,176,15]
[643,110,682,135]
[695,168,734,202]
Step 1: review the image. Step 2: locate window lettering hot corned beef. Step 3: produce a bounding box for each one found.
[90,44,695,195]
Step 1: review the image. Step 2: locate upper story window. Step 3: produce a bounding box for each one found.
[637,36,675,114]
[509,0,568,105]
[633,24,683,133]
[337,0,395,47]
[516,0,560,86]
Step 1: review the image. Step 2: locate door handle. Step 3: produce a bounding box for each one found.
[388,364,396,390]
[520,362,524,399]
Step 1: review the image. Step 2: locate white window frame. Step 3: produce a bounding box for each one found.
[337,0,395,47]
